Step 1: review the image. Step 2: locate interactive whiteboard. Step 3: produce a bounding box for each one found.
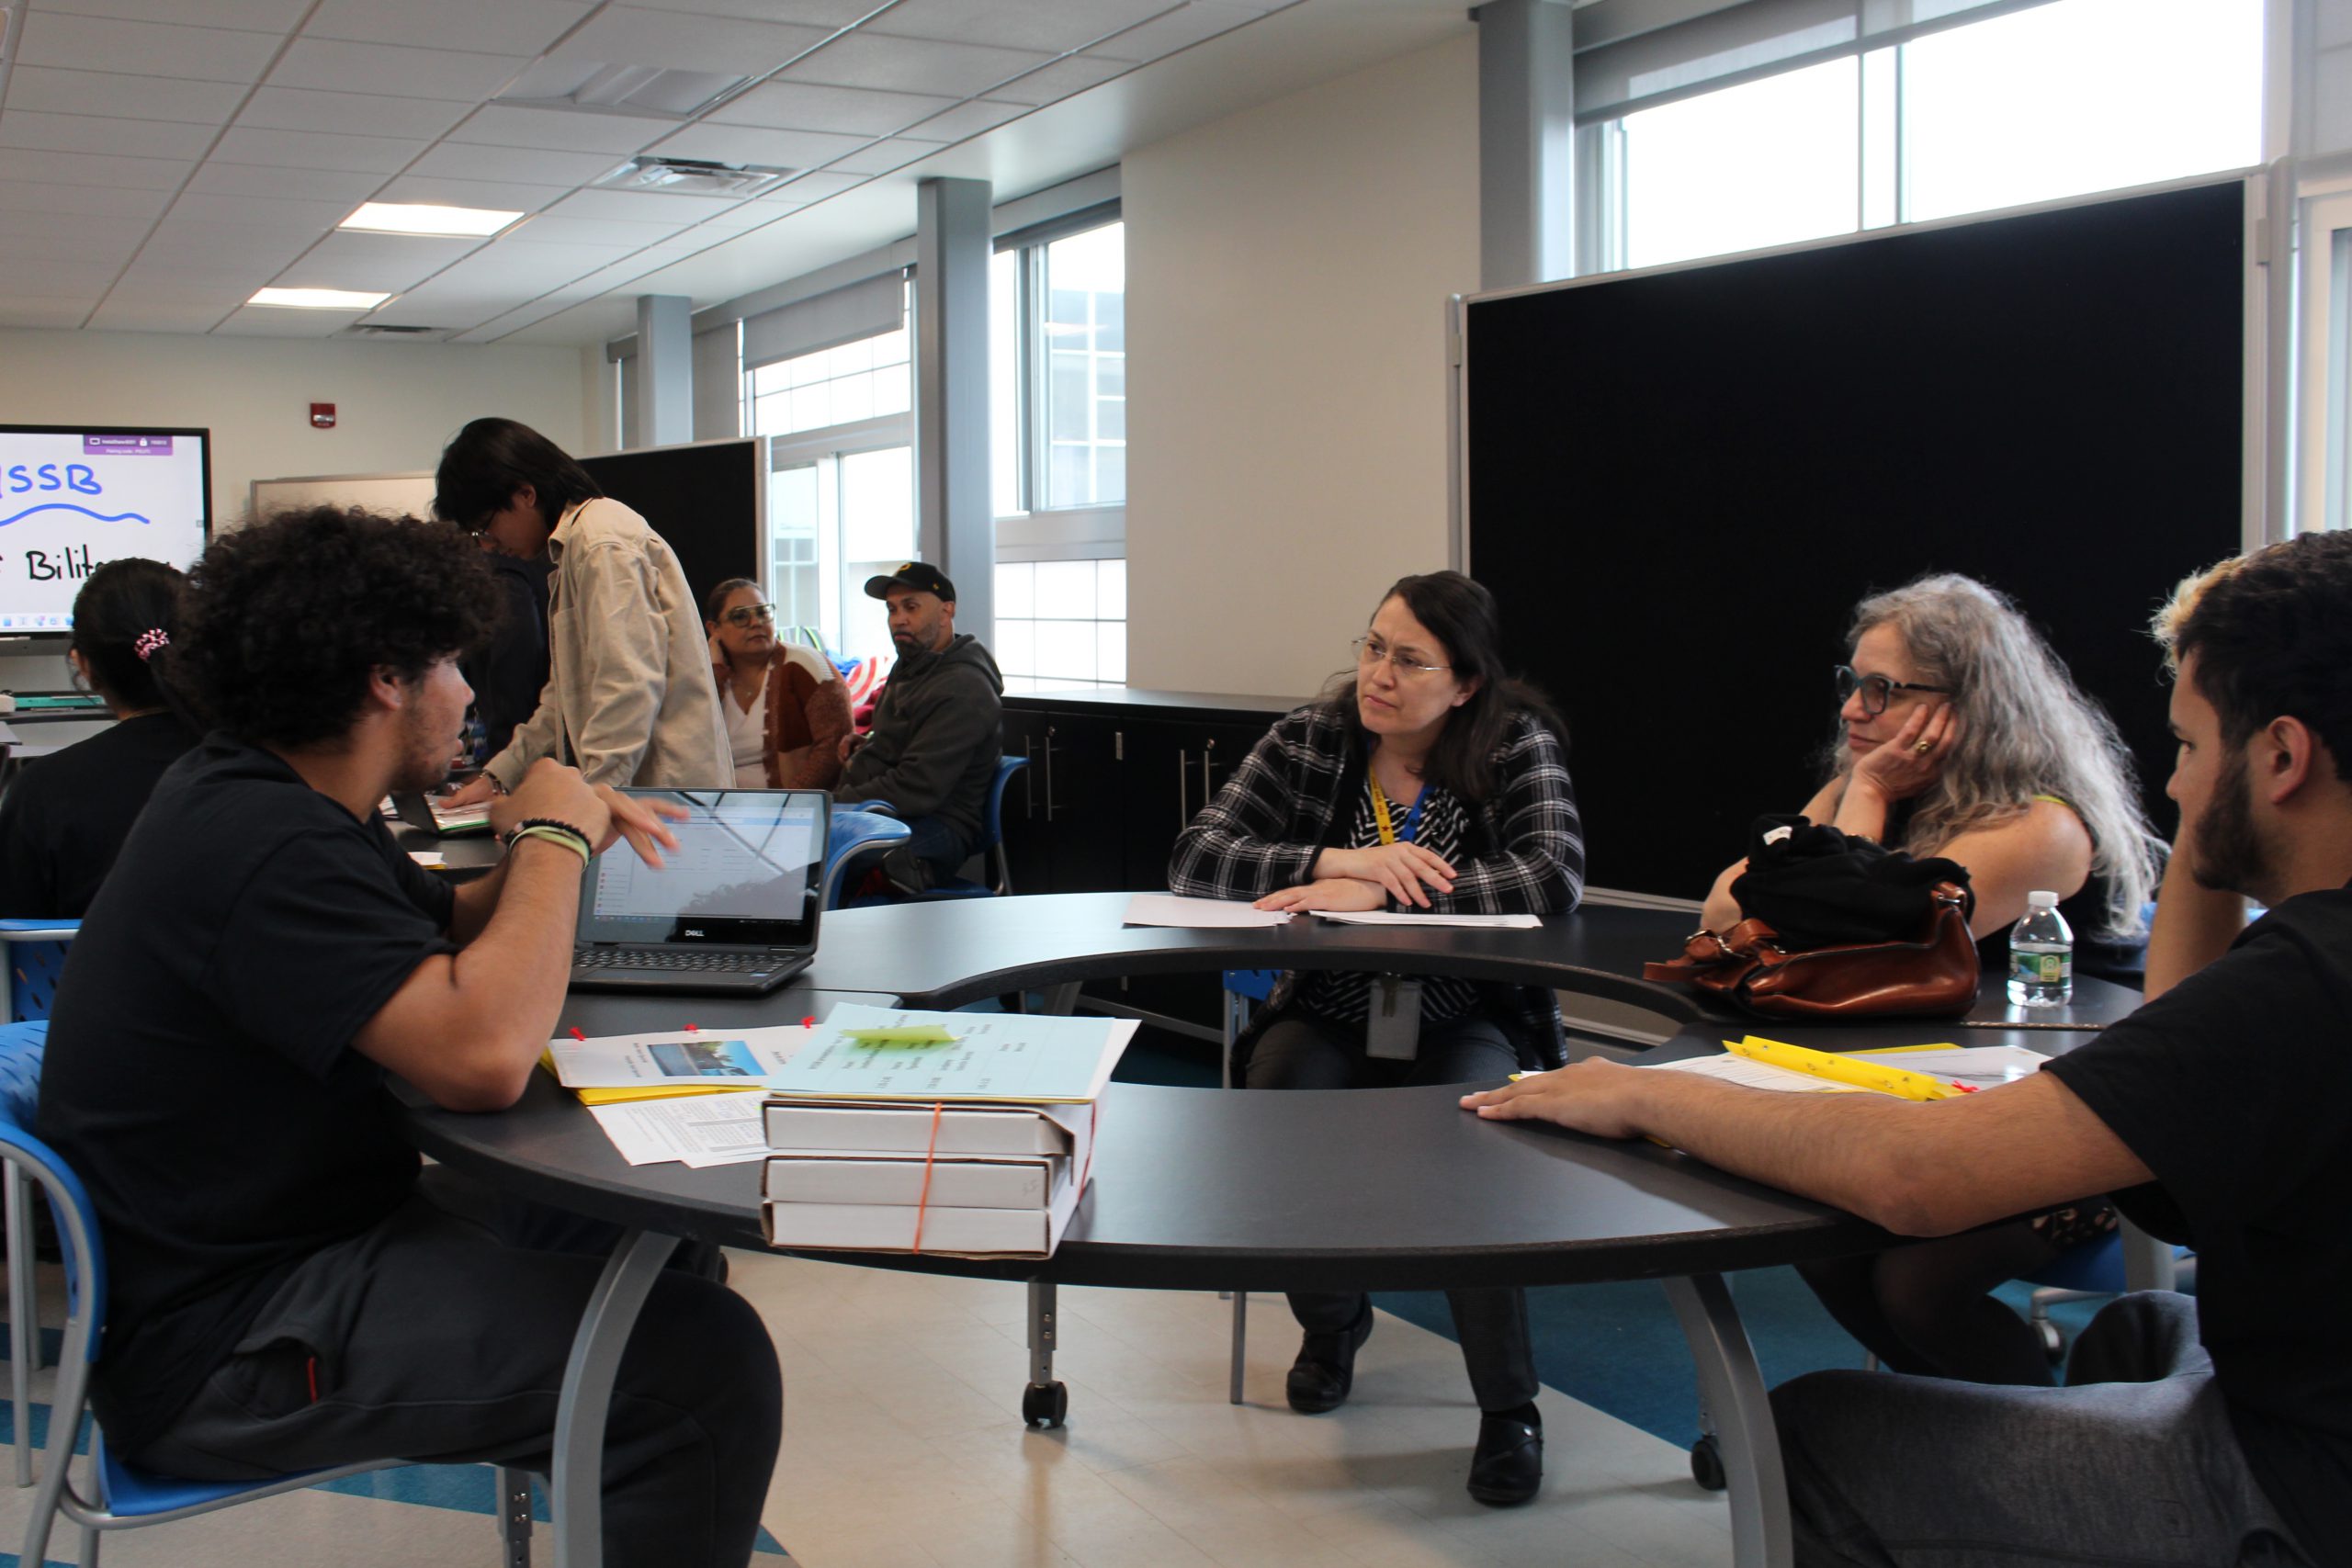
[0,426,210,633]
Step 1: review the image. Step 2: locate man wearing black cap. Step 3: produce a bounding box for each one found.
[836,561,1003,892]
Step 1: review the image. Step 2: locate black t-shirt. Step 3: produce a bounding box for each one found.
[0,711,198,918]
[36,734,456,1455]
[2043,885,2352,1561]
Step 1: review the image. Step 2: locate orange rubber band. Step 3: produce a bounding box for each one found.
[910,1100,944,1255]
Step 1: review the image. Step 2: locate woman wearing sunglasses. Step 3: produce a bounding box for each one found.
[1702,571,2160,1387]
[1169,570,1584,1506]
[704,578,850,791]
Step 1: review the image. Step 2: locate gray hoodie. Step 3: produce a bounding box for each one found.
[837,633,1004,844]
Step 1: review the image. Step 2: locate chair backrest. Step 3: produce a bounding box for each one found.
[0,922,79,1023]
[974,755,1028,855]
[824,809,912,910]
[0,1022,104,1350]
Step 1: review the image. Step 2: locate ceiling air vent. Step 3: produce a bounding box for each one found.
[339,323,454,342]
[499,62,749,120]
[595,155,793,198]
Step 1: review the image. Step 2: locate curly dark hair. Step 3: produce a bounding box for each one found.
[175,506,503,749]
[2156,528,2352,779]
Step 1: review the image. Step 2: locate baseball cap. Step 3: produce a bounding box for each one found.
[863,561,956,602]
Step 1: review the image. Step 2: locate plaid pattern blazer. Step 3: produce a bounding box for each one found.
[1168,702,1586,1070]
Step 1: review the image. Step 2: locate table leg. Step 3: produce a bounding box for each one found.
[2120,1218,2175,1293]
[1662,1273,1791,1568]
[1040,982,1082,1017]
[1022,1280,1067,1427]
[553,1228,679,1568]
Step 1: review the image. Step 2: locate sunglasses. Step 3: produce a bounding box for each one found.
[1834,664,1951,716]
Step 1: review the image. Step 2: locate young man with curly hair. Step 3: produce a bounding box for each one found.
[37,508,782,1568]
[1465,530,2352,1566]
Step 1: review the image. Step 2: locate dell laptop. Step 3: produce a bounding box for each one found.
[570,788,830,995]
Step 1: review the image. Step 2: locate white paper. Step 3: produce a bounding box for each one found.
[764,1005,1136,1102]
[1123,893,1292,928]
[408,851,447,868]
[1644,1055,1863,1093]
[1846,1044,2049,1089]
[1310,910,1542,929]
[548,1023,824,1089]
[589,1093,768,1167]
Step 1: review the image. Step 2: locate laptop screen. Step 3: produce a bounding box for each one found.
[575,789,829,947]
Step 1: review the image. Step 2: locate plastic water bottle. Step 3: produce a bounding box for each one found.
[2007,891,2073,1007]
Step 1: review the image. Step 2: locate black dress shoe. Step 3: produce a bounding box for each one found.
[1466,1411,1544,1506]
[1284,1305,1374,1414]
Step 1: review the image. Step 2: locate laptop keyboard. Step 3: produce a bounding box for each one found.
[572,947,782,973]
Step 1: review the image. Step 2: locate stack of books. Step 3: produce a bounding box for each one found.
[755,1004,1134,1259]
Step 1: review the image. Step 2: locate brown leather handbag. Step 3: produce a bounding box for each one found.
[1644,881,1980,1019]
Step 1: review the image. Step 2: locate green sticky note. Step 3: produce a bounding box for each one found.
[842,1026,960,1046]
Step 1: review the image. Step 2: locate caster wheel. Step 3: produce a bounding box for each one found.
[2038,1320,2067,1366]
[1022,1381,1068,1428]
[1690,1434,1726,1492]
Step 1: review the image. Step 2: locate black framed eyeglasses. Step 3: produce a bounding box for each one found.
[1834,664,1951,716]
[721,602,777,628]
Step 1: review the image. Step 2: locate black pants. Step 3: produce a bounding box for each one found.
[138,1169,782,1568]
[1796,1219,2065,1386]
[1246,1012,1539,1414]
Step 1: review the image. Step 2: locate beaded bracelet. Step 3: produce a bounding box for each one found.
[501,818,593,863]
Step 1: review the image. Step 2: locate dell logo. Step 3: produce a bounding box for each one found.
[684,928,706,938]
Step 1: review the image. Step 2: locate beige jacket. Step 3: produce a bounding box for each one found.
[484,496,730,791]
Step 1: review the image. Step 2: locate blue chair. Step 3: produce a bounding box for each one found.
[0,919,76,1488]
[2023,1225,2196,1361]
[0,1022,533,1564]
[0,919,78,1024]
[824,807,911,910]
[906,755,1028,899]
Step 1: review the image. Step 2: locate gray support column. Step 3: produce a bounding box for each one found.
[914,176,995,642]
[632,294,693,448]
[1477,0,1577,290]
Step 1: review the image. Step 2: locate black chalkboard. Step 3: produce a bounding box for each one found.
[580,438,763,615]
[1464,176,2248,900]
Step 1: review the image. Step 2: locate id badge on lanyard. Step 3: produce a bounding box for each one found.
[1364,767,1424,1061]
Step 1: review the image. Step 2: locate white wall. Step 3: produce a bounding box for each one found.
[1122,32,1480,698]
[0,329,590,529]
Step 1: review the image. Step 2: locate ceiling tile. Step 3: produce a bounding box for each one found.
[164,191,356,230]
[821,137,945,176]
[273,231,487,292]
[0,256,122,291]
[986,56,1132,106]
[447,105,674,155]
[213,304,371,337]
[548,8,835,76]
[705,81,956,137]
[780,34,1053,97]
[209,126,426,175]
[15,13,281,84]
[1087,2,1268,62]
[646,123,869,168]
[505,213,689,246]
[108,266,265,302]
[33,0,311,30]
[548,186,749,222]
[267,39,527,102]
[695,202,785,231]
[237,87,473,141]
[594,0,875,21]
[420,244,606,291]
[406,142,622,186]
[367,284,514,326]
[3,66,249,125]
[188,162,386,201]
[141,218,314,261]
[374,175,576,212]
[0,110,219,162]
[867,0,1176,55]
[87,301,244,333]
[0,179,175,220]
[0,216,152,255]
[0,150,196,191]
[301,0,593,57]
[763,169,865,201]
[0,300,101,329]
[901,98,1029,140]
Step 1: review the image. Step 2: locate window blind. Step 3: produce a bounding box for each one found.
[740,271,905,372]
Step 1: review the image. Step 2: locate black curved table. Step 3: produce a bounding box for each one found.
[404,895,2132,1568]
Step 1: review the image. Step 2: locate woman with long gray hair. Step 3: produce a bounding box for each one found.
[1702,571,2161,1386]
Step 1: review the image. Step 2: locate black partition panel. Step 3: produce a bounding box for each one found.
[580,438,763,613]
[1465,177,2248,901]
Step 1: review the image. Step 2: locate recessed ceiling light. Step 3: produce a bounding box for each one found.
[340,201,522,238]
[248,288,391,310]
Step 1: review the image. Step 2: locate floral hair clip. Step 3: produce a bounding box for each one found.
[133,628,170,661]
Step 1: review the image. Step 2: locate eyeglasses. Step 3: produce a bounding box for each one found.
[721,603,777,628]
[1353,636,1452,679]
[1834,664,1952,716]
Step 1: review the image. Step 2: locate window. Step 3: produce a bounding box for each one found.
[749,286,914,667]
[991,214,1126,689]
[1585,0,2265,275]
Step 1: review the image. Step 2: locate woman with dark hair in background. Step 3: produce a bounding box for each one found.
[1168,570,1585,1507]
[0,558,198,916]
[704,578,849,791]
[434,417,729,803]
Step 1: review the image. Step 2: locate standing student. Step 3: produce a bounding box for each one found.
[435,417,729,801]
[37,507,779,1568]
[0,558,198,917]
[1169,570,1585,1507]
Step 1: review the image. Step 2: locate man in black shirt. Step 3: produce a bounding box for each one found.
[37,507,781,1568]
[1462,530,2352,1566]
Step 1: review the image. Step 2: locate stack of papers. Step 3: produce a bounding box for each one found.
[428,797,494,835]
[1645,1037,2050,1098]
[546,1024,819,1168]
[759,1004,1135,1259]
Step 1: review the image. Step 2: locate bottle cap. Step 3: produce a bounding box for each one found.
[2026,890,2058,908]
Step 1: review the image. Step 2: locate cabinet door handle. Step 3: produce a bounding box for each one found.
[1044,727,1059,820]
[1022,738,1035,821]
[1200,739,1216,804]
[1175,748,1191,832]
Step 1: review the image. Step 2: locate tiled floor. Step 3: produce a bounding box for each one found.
[0,1250,1738,1567]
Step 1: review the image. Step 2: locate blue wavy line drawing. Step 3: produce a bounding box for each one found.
[0,503,153,529]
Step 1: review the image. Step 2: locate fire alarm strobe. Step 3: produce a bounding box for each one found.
[311,403,336,429]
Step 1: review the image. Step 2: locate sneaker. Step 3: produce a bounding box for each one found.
[1284,1303,1374,1414]
[1466,1408,1544,1506]
[881,844,933,898]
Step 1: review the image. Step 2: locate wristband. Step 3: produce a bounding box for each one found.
[502,818,593,863]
